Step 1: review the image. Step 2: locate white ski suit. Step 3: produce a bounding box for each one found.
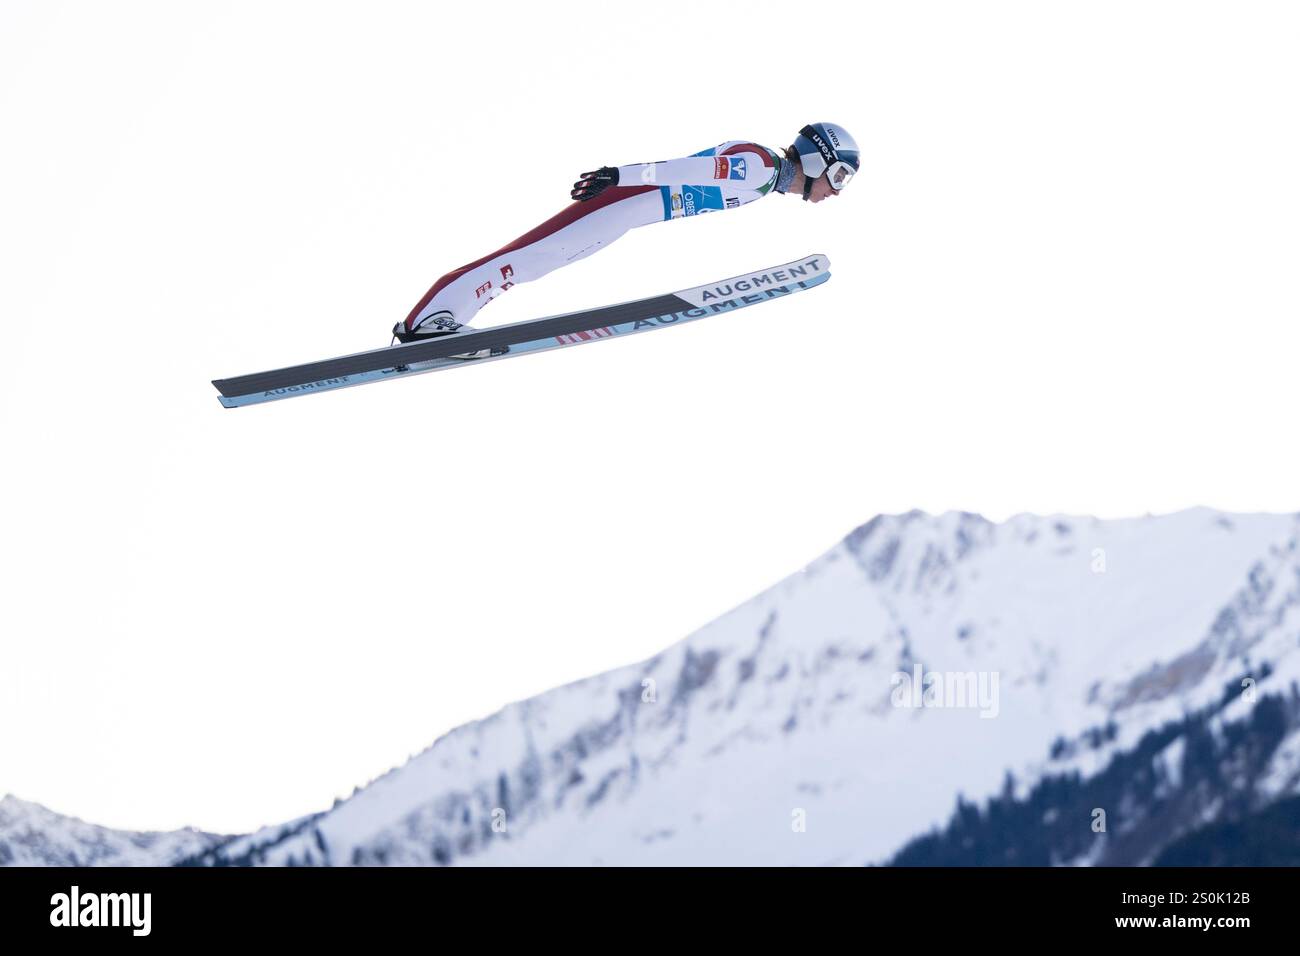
[400,141,791,334]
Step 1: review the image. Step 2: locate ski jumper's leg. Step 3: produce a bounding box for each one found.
[402,184,664,333]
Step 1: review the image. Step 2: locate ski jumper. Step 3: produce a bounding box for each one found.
[401,142,794,334]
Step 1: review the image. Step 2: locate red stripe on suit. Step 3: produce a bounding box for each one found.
[403,185,661,330]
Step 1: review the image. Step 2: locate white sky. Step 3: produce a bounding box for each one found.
[1,1,1297,834]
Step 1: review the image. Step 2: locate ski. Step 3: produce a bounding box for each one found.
[212,253,831,407]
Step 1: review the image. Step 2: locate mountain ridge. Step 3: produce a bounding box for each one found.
[6,507,1298,866]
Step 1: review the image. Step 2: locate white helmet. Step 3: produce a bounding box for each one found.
[793,122,860,198]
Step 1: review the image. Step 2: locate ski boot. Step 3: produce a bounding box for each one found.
[391,310,508,360]
[392,310,462,344]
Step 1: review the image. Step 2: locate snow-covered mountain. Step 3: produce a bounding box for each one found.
[0,794,224,866]
[8,509,1300,866]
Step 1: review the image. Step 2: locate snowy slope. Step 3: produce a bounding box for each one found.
[0,795,223,866]
[175,507,1300,867]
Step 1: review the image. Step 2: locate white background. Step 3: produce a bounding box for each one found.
[1,1,1297,833]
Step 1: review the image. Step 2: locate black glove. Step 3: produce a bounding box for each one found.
[571,166,619,201]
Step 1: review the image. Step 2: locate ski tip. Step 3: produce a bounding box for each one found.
[808,252,831,282]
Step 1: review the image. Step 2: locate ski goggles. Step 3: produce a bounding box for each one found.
[826,160,856,190]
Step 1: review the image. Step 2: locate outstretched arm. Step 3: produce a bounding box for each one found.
[571,144,775,201]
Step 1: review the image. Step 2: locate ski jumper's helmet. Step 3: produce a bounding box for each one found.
[793,122,860,199]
